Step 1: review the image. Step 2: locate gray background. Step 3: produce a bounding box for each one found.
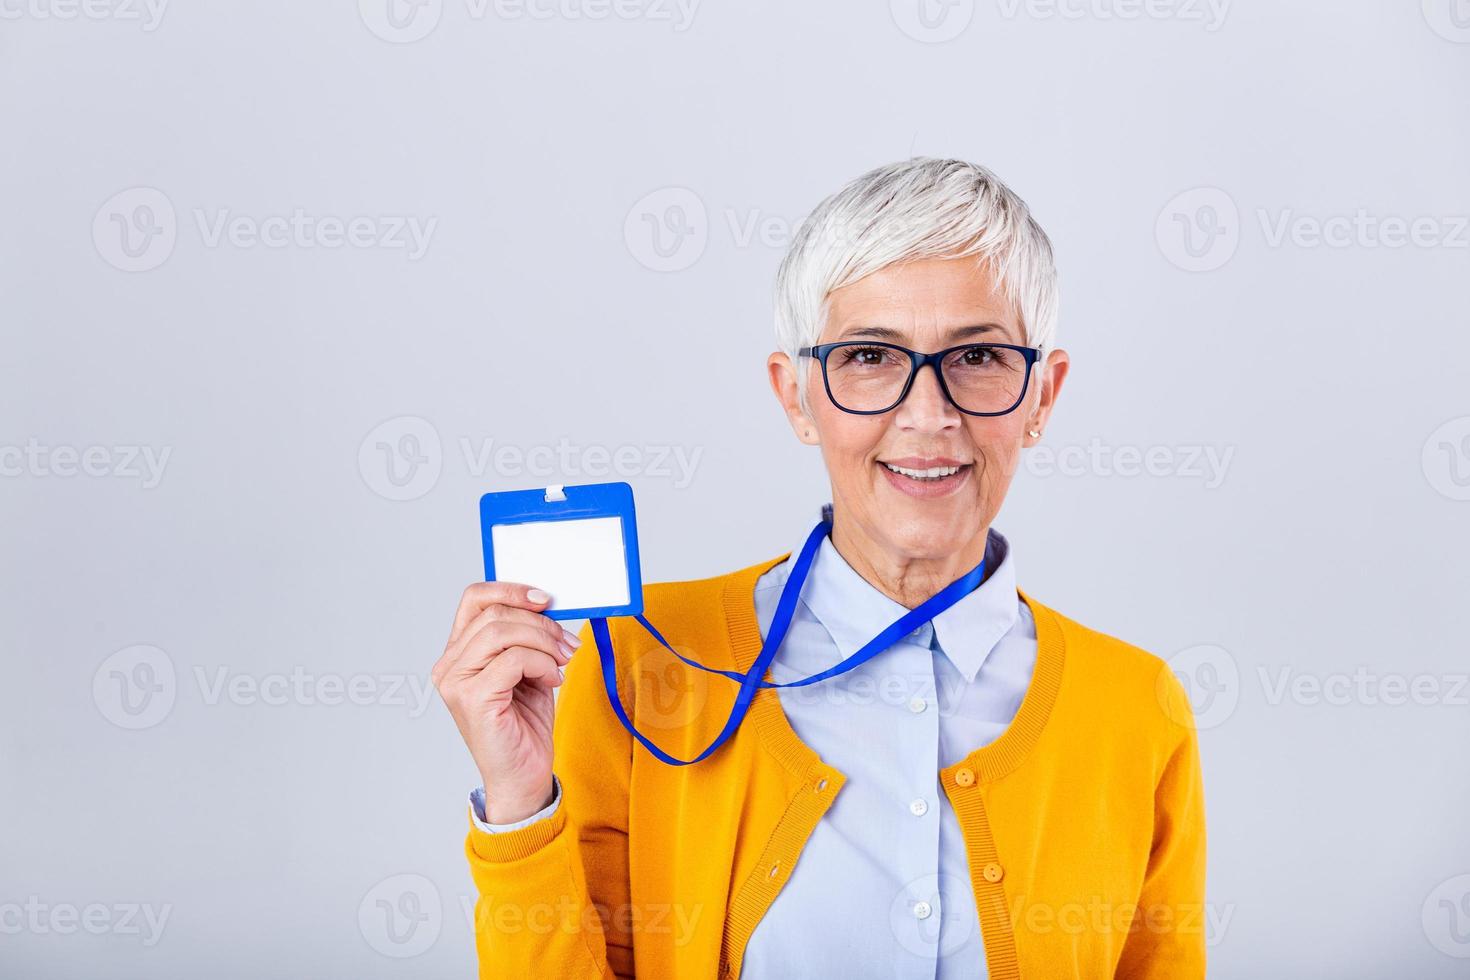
[3,1,1469,977]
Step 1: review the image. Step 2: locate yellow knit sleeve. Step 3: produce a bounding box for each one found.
[1115,669,1209,979]
[464,619,634,979]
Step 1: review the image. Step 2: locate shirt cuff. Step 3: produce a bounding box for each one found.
[469,775,562,833]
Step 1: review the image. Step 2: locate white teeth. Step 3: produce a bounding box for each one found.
[882,462,962,480]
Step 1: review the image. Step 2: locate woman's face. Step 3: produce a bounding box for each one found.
[770,256,1069,566]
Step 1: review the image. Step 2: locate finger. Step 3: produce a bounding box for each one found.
[435,601,573,686]
[448,620,570,682]
[468,646,564,699]
[448,581,551,647]
[450,602,577,668]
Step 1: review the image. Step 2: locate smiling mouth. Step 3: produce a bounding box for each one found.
[880,462,966,481]
[876,459,975,498]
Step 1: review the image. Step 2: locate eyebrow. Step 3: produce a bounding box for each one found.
[837,323,1007,343]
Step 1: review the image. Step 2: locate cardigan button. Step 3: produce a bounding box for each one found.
[954,767,976,787]
[983,862,1004,883]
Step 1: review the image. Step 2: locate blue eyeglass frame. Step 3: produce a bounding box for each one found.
[797,341,1043,417]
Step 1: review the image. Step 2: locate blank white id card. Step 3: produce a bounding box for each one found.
[479,481,643,621]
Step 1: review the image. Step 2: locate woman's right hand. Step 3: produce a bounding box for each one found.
[433,582,581,824]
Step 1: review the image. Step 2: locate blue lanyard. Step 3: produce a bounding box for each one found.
[590,519,987,766]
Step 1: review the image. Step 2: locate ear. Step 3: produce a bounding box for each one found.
[767,352,820,446]
[1024,348,1070,446]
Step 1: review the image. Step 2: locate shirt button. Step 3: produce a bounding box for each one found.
[913,901,933,920]
[983,862,1005,883]
[907,696,927,714]
[909,798,928,817]
[954,767,976,787]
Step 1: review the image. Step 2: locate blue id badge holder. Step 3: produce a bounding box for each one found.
[479,479,790,767]
[479,481,643,621]
[478,482,983,767]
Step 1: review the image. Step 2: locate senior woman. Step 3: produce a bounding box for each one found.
[434,158,1207,979]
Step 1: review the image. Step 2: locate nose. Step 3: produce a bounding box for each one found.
[894,362,961,432]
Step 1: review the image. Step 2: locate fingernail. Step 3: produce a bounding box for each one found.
[557,666,566,681]
[558,640,575,658]
[561,628,581,649]
[527,588,550,604]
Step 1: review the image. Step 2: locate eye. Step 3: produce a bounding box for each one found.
[839,345,900,367]
[950,345,1015,369]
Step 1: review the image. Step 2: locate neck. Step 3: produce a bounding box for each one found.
[827,511,991,610]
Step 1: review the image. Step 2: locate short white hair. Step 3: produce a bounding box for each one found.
[773,157,1058,404]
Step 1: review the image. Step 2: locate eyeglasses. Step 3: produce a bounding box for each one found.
[798,341,1042,417]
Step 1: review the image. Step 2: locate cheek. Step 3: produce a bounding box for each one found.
[969,420,1024,479]
[814,403,887,461]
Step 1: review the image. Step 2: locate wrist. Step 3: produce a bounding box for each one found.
[483,779,555,824]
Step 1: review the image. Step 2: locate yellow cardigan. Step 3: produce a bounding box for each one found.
[465,551,1207,978]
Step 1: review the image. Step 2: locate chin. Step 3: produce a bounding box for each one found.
[876,507,984,560]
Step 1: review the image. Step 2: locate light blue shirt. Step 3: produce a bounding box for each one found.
[472,526,1037,978]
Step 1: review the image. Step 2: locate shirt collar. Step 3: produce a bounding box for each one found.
[788,524,1019,684]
